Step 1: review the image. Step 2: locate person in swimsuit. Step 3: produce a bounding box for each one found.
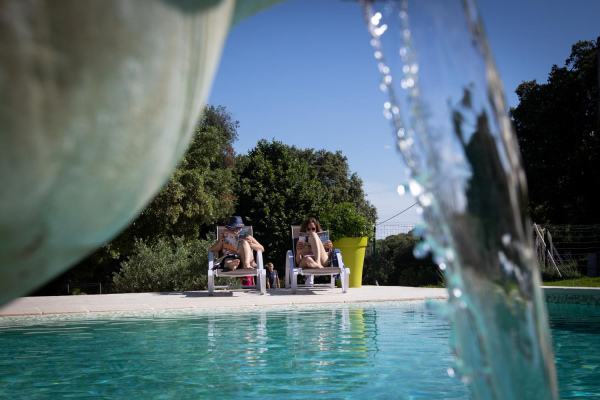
[209,216,264,271]
[295,217,333,269]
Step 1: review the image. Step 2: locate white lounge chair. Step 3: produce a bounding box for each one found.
[208,226,266,295]
[285,225,350,293]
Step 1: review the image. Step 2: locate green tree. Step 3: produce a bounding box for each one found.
[511,40,600,224]
[112,236,212,293]
[123,104,239,244]
[293,148,377,223]
[363,233,441,287]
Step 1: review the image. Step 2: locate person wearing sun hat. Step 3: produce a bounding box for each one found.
[209,216,264,271]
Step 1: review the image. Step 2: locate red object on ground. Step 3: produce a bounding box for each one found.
[240,276,254,286]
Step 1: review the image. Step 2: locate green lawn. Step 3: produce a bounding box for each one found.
[542,276,600,287]
[422,276,600,289]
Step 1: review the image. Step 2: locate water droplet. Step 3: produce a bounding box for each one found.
[399,47,409,57]
[410,63,419,74]
[412,223,426,237]
[413,243,429,259]
[397,128,405,138]
[384,102,391,109]
[418,192,432,207]
[370,39,377,47]
[416,205,423,215]
[408,179,422,196]
[384,75,392,84]
[501,233,511,246]
[402,65,410,74]
[439,263,447,271]
[374,24,388,36]
[498,251,507,264]
[374,51,382,59]
[447,367,456,378]
[392,106,399,114]
[370,12,382,25]
[397,185,406,196]
[379,83,387,92]
[403,29,411,39]
[453,288,462,298]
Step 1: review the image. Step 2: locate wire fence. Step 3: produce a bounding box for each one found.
[375,223,600,273]
[533,224,600,273]
[375,222,418,239]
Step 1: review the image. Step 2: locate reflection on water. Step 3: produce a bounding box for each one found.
[0,302,469,399]
[1,301,596,398]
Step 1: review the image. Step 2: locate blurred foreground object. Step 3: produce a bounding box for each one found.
[0,0,282,305]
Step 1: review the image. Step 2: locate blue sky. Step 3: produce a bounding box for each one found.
[208,0,599,226]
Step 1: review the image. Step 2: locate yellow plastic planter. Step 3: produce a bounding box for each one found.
[333,237,368,288]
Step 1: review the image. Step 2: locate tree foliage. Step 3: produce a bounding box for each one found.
[321,202,374,241]
[116,104,239,247]
[233,140,331,265]
[112,236,212,293]
[511,40,600,224]
[363,233,441,287]
[293,148,377,223]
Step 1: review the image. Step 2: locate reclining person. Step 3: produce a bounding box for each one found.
[209,216,264,271]
[295,217,333,269]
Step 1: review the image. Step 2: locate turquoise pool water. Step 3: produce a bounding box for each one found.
[0,300,597,399]
[547,302,600,399]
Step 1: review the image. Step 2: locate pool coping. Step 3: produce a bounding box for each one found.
[543,286,600,306]
[0,286,448,317]
[1,286,597,317]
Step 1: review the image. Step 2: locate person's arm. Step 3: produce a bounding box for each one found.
[209,234,224,253]
[295,241,306,265]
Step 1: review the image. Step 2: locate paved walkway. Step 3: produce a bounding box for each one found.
[0,286,448,317]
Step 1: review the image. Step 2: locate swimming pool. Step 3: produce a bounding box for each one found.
[0,300,597,399]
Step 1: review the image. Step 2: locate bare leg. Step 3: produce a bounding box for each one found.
[224,258,240,271]
[238,240,255,269]
[299,255,324,269]
[308,232,329,266]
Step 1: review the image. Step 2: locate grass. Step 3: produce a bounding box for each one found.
[542,276,600,287]
[420,276,600,289]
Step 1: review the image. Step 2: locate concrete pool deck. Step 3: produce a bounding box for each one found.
[0,286,448,317]
[2,286,598,317]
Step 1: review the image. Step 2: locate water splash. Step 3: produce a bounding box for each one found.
[359,0,559,398]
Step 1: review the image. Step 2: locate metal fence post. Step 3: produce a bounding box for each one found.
[373,225,377,279]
